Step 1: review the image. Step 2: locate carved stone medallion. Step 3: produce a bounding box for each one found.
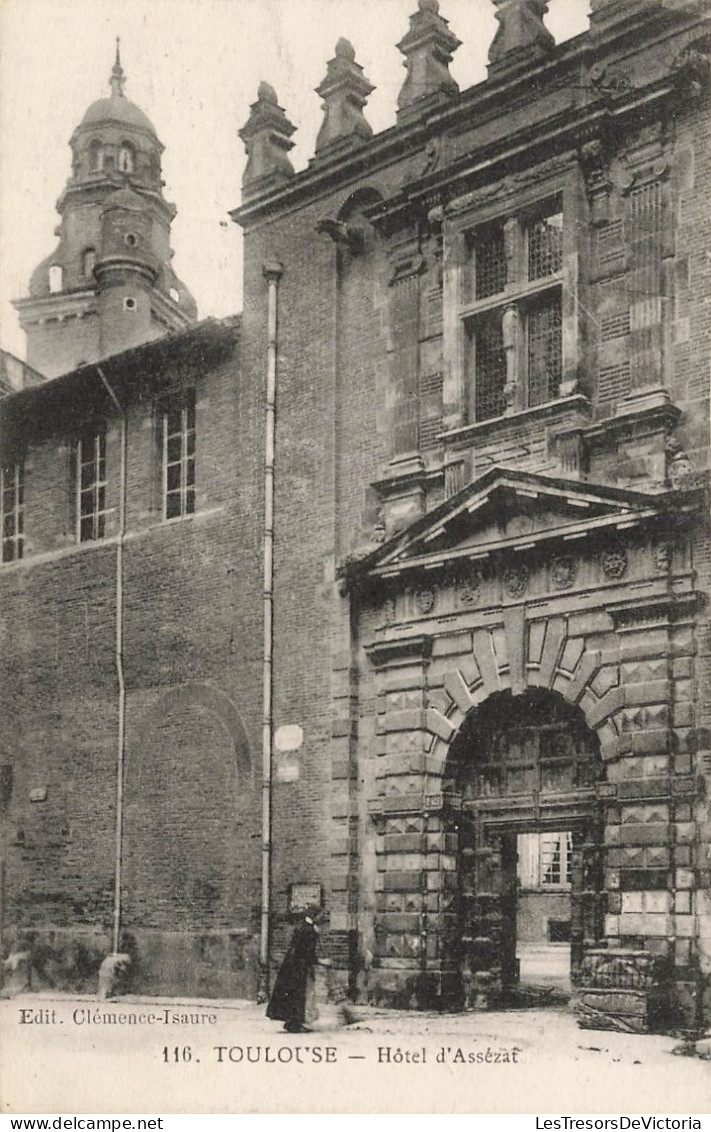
[504,563,529,598]
[415,587,436,614]
[551,554,577,591]
[382,595,397,624]
[601,547,628,580]
[457,569,481,607]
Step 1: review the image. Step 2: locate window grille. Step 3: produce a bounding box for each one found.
[163,389,196,519]
[527,210,563,280]
[628,181,662,234]
[418,370,443,452]
[475,225,506,300]
[474,317,507,422]
[527,296,562,407]
[1,463,24,563]
[77,425,109,542]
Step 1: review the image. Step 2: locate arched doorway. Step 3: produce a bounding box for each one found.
[443,688,606,1008]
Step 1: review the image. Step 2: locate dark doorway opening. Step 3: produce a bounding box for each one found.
[444,689,605,1010]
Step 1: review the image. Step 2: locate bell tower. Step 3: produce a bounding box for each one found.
[14,43,196,378]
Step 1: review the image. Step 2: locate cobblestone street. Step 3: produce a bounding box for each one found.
[1,993,708,1114]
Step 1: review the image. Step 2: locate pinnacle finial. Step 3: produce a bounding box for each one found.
[110,37,126,97]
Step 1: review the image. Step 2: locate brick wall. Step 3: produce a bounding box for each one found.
[0,336,264,996]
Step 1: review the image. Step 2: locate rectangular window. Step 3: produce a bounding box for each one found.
[517,831,572,889]
[475,224,507,300]
[77,424,108,542]
[1,462,24,563]
[527,294,563,408]
[461,198,568,425]
[473,315,507,423]
[163,388,196,520]
[540,832,572,887]
[527,208,563,281]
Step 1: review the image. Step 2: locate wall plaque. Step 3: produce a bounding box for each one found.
[288,883,323,914]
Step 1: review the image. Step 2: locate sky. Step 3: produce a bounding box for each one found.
[0,0,591,360]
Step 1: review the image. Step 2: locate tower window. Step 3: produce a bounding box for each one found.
[124,233,138,249]
[118,144,135,173]
[123,297,137,312]
[48,265,63,293]
[162,389,196,520]
[89,140,104,171]
[1,462,25,564]
[82,248,96,280]
[77,424,108,543]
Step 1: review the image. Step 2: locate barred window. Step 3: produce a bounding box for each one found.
[1,462,24,563]
[163,389,196,520]
[527,296,562,408]
[462,198,566,424]
[473,316,507,423]
[77,424,108,542]
[475,224,506,300]
[527,208,563,280]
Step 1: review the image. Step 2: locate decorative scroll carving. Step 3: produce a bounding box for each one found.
[589,60,632,100]
[445,153,574,218]
[671,42,711,102]
[579,138,612,227]
[665,436,694,490]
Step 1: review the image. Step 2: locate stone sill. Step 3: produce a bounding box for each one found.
[441,395,591,448]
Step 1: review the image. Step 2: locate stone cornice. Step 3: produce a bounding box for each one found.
[363,634,433,669]
[231,10,707,232]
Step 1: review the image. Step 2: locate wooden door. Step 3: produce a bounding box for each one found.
[458,816,518,1007]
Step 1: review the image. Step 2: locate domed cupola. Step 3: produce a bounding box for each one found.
[13,42,196,379]
[70,43,163,191]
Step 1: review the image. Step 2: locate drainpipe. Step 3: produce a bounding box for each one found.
[258,262,283,1001]
[97,366,127,955]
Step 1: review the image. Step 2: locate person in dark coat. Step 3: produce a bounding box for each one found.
[266,907,329,1032]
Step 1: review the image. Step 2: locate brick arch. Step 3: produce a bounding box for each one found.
[425,615,622,766]
[335,183,387,220]
[131,681,252,779]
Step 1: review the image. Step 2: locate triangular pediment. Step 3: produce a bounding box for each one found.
[361,467,673,578]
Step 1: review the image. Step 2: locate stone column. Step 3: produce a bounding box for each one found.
[441,226,467,434]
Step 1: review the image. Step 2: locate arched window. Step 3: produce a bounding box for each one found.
[89,140,104,172]
[82,248,96,280]
[118,144,135,173]
[48,265,63,293]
